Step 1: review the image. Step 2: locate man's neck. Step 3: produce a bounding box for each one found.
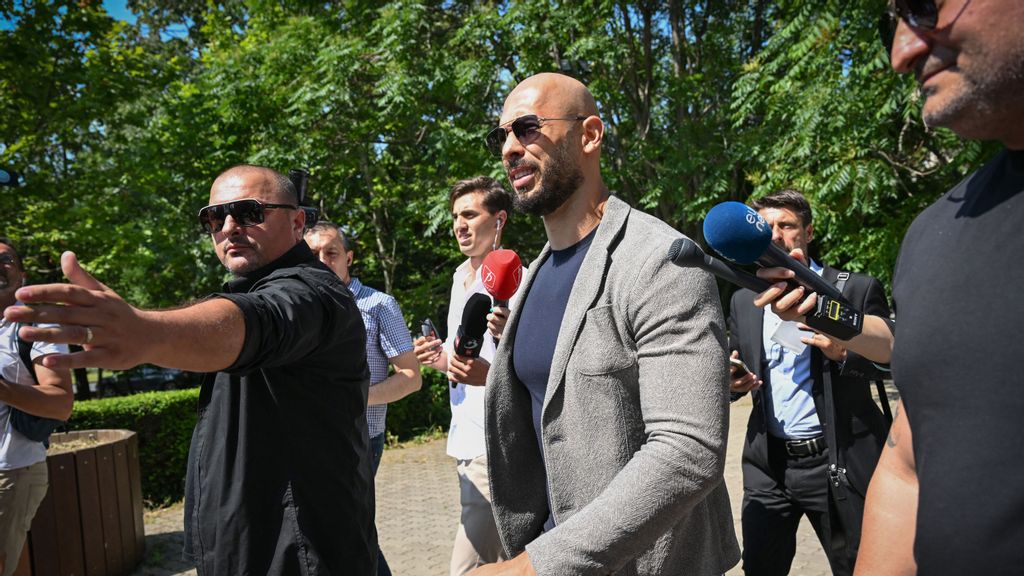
[464,254,487,290]
[542,183,609,250]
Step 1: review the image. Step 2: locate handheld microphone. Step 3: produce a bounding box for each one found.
[455,293,491,359]
[668,235,864,341]
[703,202,846,302]
[667,237,772,294]
[481,249,523,307]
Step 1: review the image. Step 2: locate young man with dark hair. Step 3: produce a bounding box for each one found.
[0,238,73,576]
[413,175,515,576]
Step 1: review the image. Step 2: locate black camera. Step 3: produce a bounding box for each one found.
[288,168,319,229]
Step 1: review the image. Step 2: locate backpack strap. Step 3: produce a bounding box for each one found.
[15,322,38,384]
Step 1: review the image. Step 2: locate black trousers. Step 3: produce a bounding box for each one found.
[740,435,853,576]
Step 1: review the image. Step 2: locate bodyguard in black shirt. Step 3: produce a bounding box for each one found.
[855,3,1024,574]
[6,165,376,575]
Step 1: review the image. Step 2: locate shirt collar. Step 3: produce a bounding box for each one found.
[347,277,363,295]
[223,240,316,293]
[809,258,823,276]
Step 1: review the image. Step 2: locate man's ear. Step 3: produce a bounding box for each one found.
[346,251,354,267]
[581,116,604,155]
[292,207,307,238]
[806,223,814,244]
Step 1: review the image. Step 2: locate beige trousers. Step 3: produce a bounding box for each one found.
[450,455,507,576]
[0,460,49,576]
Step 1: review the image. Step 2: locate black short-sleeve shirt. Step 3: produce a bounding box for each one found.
[183,241,376,576]
[892,149,1024,574]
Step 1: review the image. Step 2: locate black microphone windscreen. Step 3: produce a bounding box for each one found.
[461,293,491,339]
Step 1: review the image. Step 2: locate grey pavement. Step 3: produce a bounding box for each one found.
[131,395,838,575]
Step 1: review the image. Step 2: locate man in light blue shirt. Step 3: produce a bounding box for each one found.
[305,223,420,576]
[727,190,892,575]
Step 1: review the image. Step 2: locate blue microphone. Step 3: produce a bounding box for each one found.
[703,202,845,302]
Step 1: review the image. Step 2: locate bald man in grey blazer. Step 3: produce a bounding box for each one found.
[471,73,739,576]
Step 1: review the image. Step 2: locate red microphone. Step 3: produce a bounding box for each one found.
[481,249,523,307]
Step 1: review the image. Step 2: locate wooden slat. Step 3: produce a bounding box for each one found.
[27,467,58,576]
[75,447,107,576]
[94,444,123,576]
[125,433,145,557]
[47,451,86,576]
[112,440,136,569]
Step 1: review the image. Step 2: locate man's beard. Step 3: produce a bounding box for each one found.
[511,138,584,217]
[920,42,1024,131]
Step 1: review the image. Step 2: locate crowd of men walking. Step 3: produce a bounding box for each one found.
[2,1,1023,575]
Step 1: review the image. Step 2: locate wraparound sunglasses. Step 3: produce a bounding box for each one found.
[198,198,297,234]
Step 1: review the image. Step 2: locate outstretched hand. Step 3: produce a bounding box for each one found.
[4,251,149,370]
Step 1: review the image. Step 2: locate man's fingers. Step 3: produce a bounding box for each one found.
[5,302,104,326]
[795,292,818,315]
[18,324,94,346]
[61,251,109,292]
[755,266,794,282]
[13,282,102,307]
[752,282,789,309]
[39,348,118,371]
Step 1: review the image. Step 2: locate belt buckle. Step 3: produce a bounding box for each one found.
[784,439,807,457]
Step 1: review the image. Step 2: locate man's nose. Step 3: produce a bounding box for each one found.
[502,129,525,164]
[890,18,931,74]
[221,214,241,234]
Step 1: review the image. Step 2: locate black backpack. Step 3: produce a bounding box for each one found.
[9,324,65,446]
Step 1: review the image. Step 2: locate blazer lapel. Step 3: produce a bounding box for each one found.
[543,196,630,411]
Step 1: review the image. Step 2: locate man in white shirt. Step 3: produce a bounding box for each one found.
[413,176,516,576]
[0,238,72,576]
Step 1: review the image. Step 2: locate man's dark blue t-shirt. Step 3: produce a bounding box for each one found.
[513,227,597,462]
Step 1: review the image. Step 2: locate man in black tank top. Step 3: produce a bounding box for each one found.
[853,4,1024,574]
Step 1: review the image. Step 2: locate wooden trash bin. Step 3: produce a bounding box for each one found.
[13,430,146,576]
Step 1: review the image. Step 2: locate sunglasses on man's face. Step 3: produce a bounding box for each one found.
[485,114,586,157]
[198,198,297,234]
[880,0,940,54]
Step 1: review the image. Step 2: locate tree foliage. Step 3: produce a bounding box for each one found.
[1,0,995,429]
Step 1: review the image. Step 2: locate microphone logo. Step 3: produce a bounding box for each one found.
[746,210,768,234]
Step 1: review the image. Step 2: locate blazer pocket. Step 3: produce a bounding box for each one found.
[574,305,636,376]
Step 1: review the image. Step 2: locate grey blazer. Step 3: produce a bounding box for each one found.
[485,196,740,575]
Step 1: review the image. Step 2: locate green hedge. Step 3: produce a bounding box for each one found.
[66,388,199,507]
[63,368,452,506]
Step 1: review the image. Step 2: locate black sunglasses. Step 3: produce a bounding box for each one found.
[198,198,297,234]
[880,0,940,54]
[485,114,586,157]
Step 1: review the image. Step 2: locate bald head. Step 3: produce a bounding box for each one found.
[505,73,599,120]
[212,165,298,205]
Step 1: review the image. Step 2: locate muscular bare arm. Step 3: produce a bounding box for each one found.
[3,252,245,373]
[855,400,918,575]
[368,351,422,405]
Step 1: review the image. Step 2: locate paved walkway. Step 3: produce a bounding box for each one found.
[131,396,835,575]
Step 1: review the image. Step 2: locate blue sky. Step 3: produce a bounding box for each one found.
[1,0,136,30]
